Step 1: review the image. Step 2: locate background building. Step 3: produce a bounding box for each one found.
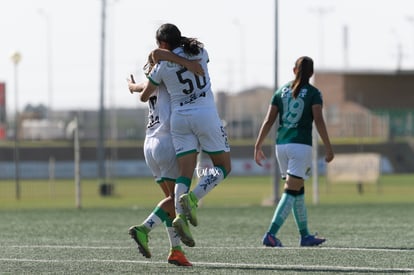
[314,70,414,140]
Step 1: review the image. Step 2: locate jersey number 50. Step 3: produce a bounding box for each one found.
[176,68,207,94]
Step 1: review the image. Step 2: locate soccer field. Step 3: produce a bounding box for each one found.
[0,204,413,274]
[0,175,413,273]
[1,174,413,209]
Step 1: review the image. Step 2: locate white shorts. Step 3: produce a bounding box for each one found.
[170,108,230,156]
[275,143,312,180]
[143,133,179,182]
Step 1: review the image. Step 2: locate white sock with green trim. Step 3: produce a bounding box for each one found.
[165,218,181,248]
[192,166,225,201]
[174,177,191,214]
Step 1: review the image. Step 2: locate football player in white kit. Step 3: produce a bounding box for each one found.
[139,23,231,248]
[127,50,203,266]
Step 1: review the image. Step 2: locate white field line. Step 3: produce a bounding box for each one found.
[0,257,413,273]
[1,244,412,253]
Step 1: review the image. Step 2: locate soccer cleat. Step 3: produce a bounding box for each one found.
[128,225,151,258]
[167,247,193,266]
[172,214,195,247]
[262,232,283,247]
[300,233,326,247]
[179,192,198,226]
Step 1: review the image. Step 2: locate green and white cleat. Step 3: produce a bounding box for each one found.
[128,225,151,258]
[172,214,195,247]
[179,192,198,226]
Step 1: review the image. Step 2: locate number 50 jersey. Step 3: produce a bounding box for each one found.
[148,47,216,112]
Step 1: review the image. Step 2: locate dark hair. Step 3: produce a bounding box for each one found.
[156,23,203,55]
[290,56,314,98]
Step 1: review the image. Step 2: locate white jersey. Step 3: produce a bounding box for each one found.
[148,47,216,112]
[145,83,171,138]
[143,83,179,181]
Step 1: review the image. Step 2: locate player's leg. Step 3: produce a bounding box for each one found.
[129,195,172,258]
[159,179,192,266]
[287,144,325,246]
[172,153,198,247]
[174,152,198,215]
[165,214,192,266]
[291,185,325,246]
[170,112,197,216]
[180,109,231,226]
[170,113,198,246]
[292,186,309,237]
[262,177,299,247]
[180,153,230,227]
[262,144,292,247]
[154,135,194,261]
[190,151,230,203]
[129,137,161,258]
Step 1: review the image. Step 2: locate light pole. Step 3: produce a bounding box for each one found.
[38,9,53,117]
[309,6,334,68]
[98,0,107,186]
[233,19,246,92]
[10,51,21,200]
[271,0,281,205]
[406,16,414,67]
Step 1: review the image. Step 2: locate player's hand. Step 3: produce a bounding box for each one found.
[187,59,204,76]
[127,74,136,94]
[325,148,334,163]
[254,149,266,166]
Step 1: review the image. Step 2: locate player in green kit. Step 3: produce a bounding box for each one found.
[254,56,334,247]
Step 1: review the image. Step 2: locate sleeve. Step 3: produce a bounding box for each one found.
[312,89,323,106]
[271,91,279,106]
[147,63,163,86]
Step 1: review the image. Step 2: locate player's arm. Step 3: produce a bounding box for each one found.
[254,104,279,166]
[127,74,146,94]
[151,48,204,76]
[140,79,157,103]
[312,104,334,163]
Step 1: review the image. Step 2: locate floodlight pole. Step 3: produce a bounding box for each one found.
[74,116,81,209]
[10,51,21,200]
[406,16,414,67]
[98,0,107,183]
[272,0,281,204]
[309,6,333,68]
[38,9,53,116]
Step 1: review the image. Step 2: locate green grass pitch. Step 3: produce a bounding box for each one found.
[0,175,413,273]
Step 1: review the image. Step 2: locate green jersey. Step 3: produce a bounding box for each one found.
[271,82,323,146]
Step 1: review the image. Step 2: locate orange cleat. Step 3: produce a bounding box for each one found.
[167,248,193,267]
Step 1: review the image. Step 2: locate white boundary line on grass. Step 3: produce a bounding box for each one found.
[2,244,413,253]
[0,257,413,273]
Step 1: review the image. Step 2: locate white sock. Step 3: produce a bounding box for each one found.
[192,166,225,201]
[174,183,189,214]
[142,213,163,231]
[166,226,181,248]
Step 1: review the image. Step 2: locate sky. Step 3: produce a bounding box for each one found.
[1,0,414,113]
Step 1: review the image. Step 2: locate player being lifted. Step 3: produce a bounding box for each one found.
[138,23,231,248]
[127,50,203,266]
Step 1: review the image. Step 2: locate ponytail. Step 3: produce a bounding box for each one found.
[291,56,314,98]
[180,36,204,55]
